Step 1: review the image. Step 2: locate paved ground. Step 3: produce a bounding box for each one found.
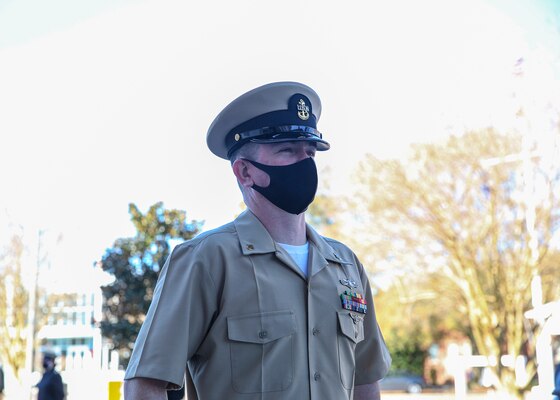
[0,389,522,400]
[381,391,532,400]
[381,392,517,400]
[0,390,485,400]
[0,393,494,400]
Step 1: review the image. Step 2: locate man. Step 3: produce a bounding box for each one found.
[124,82,391,399]
[36,352,65,400]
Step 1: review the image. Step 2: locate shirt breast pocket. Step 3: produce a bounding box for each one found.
[227,310,295,393]
[337,310,365,389]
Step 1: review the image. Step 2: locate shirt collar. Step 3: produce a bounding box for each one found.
[234,209,277,255]
[305,222,352,265]
[233,209,349,265]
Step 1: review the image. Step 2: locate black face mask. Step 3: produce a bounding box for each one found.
[244,157,318,215]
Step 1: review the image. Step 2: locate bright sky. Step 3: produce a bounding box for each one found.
[1,0,559,288]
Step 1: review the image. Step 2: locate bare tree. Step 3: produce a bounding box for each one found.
[352,129,560,398]
[0,235,29,381]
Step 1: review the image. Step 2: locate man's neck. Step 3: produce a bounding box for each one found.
[249,204,307,245]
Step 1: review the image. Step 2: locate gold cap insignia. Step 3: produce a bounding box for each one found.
[297,99,310,120]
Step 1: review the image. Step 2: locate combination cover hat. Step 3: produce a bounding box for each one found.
[207,81,330,159]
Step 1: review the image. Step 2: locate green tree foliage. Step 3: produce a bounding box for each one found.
[385,330,427,376]
[374,274,468,371]
[99,202,202,367]
[0,234,28,380]
[353,129,560,398]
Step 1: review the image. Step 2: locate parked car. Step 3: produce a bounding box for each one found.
[379,372,426,394]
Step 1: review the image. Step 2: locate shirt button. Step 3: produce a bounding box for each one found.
[246,244,254,250]
[314,372,321,381]
[312,328,320,336]
[258,330,268,339]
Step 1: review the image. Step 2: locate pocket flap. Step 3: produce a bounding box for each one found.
[227,310,295,344]
[337,311,365,344]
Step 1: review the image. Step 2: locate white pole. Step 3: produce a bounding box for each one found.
[93,286,104,369]
[24,229,43,400]
[535,327,555,399]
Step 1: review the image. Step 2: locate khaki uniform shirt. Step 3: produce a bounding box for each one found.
[125,210,391,399]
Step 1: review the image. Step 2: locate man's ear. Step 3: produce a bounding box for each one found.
[232,159,254,188]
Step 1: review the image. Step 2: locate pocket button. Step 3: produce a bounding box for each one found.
[258,330,268,339]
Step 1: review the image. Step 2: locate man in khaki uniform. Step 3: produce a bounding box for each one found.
[124,82,391,400]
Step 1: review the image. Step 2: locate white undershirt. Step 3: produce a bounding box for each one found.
[278,242,310,277]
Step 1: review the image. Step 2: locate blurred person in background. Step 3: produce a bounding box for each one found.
[36,352,64,400]
[0,361,4,397]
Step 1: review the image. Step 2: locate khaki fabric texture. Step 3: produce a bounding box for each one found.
[125,210,391,400]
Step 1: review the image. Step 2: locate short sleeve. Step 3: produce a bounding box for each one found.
[124,243,218,388]
[354,262,392,385]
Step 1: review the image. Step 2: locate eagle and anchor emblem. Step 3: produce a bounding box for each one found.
[297,98,310,120]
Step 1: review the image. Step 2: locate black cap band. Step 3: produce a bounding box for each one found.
[226,125,323,158]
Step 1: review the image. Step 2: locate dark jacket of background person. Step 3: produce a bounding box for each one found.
[37,360,65,400]
[0,364,4,393]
